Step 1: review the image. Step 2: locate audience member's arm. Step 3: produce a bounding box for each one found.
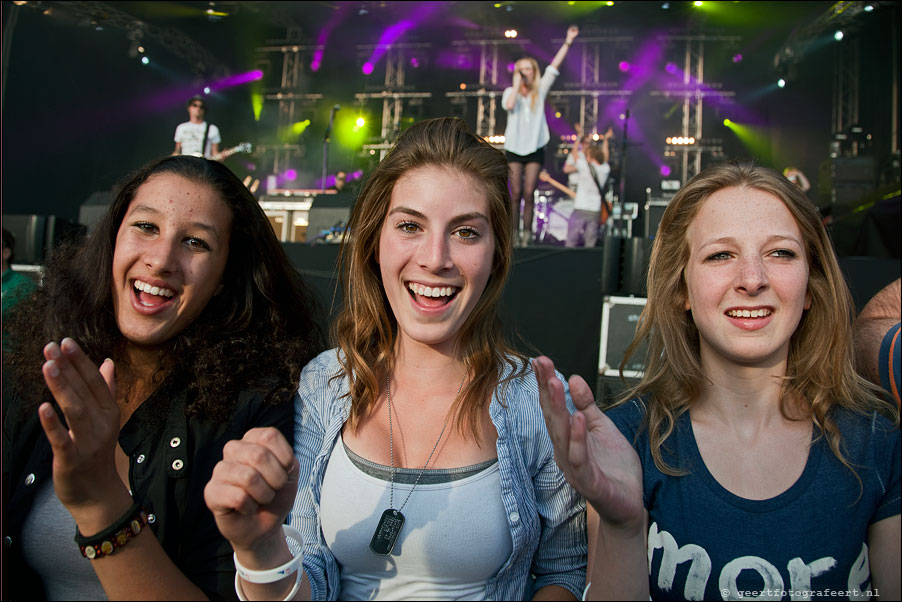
[854,278,901,387]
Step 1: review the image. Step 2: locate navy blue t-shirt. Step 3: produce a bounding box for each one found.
[606,400,900,601]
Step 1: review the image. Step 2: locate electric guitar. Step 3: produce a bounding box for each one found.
[184,142,253,161]
[211,142,253,161]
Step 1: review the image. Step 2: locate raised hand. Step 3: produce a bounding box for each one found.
[204,427,300,554]
[566,25,579,43]
[532,356,644,535]
[39,338,130,523]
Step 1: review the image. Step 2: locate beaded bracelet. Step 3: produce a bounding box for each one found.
[74,502,149,560]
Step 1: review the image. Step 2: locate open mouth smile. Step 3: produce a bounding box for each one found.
[132,278,176,309]
[407,281,460,308]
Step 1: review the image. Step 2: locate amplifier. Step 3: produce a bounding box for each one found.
[598,295,648,378]
[644,200,669,239]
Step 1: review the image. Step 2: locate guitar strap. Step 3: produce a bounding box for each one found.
[201,122,210,158]
[589,163,612,216]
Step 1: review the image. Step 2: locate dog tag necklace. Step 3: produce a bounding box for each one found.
[369,370,464,555]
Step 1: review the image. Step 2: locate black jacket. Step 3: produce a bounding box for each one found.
[2,377,294,600]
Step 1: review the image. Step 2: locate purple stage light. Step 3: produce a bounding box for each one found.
[660,165,672,177]
[285,169,297,181]
[436,50,474,70]
[732,54,743,63]
[410,57,420,68]
[507,62,516,72]
[217,70,264,88]
[310,6,349,72]
[362,62,374,75]
[365,4,443,75]
[618,61,630,72]
[665,62,677,74]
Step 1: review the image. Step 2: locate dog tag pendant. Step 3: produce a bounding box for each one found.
[370,508,405,555]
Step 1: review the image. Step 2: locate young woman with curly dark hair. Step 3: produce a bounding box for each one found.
[2,155,323,600]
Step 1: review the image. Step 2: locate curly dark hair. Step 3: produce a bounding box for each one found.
[5,156,324,422]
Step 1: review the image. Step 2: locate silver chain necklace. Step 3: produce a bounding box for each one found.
[368,368,465,556]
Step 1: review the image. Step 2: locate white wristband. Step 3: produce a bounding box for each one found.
[235,568,303,602]
[233,524,304,584]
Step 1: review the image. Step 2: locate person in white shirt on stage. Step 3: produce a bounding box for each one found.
[173,95,221,159]
[502,26,579,247]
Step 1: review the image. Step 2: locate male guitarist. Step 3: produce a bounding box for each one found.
[541,124,613,247]
[172,94,221,158]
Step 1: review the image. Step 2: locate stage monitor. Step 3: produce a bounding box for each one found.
[306,192,356,244]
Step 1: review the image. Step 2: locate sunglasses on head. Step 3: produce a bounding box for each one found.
[190,102,205,108]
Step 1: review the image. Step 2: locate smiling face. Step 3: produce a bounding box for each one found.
[683,186,811,372]
[187,99,206,122]
[378,165,495,355]
[111,173,231,351]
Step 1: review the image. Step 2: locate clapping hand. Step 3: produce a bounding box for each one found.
[533,356,644,535]
[39,338,130,522]
[204,427,300,554]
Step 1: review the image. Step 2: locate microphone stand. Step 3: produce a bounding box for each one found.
[617,109,630,237]
[322,104,340,193]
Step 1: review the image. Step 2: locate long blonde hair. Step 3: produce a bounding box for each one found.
[515,57,541,111]
[332,117,527,441]
[617,161,897,475]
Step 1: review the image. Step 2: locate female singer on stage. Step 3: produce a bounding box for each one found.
[205,117,586,601]
[2,155,323,599]
[503,25,579,247]
[535,162,900,600]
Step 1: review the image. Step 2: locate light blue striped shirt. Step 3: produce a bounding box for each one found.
[291,349,587,600]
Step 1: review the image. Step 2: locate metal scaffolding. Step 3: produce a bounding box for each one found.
[355,43,432,159]
[254,36,324,175]
[651,34,738,184]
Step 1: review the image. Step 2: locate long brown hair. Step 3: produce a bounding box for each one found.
[332,117,526,440]
[515,57,541,111]
[617,161,896,474]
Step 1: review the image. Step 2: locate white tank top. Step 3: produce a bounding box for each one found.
[319,436,513,601]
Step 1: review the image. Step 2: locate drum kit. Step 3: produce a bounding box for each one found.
[530,182,638,245]
[531,189,573,244]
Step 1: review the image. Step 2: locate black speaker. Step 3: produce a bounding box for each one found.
[2,214,47,264]
[595,374,638,408]
[312,191,356,208]
[620,237,652,297]
[644,199,669,239]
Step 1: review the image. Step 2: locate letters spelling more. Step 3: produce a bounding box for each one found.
[647,523,872,601]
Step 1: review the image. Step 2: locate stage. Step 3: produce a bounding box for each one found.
[282,241,901,403]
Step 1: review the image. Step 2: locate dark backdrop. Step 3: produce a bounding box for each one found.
[5,1,897,223]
